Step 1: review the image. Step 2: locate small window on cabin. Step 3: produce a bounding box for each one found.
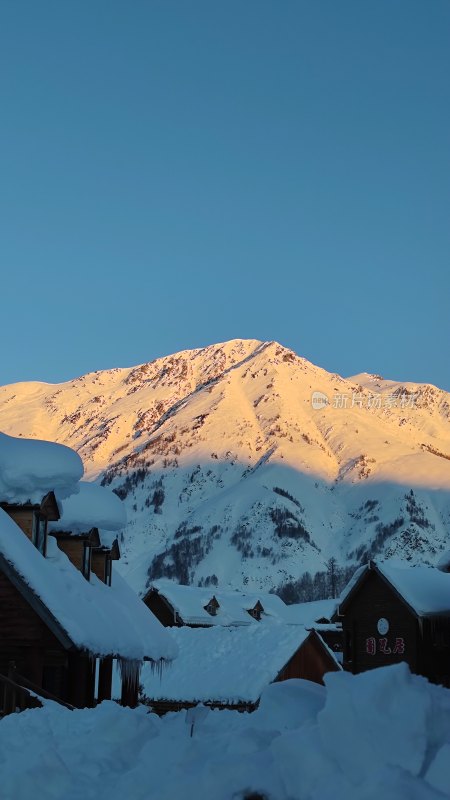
[247,601,264,621]
[104,556,112,586]
[82,545,91,580]
[204,597,219,616]
[32,514,47,556]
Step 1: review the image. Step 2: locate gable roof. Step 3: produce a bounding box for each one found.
[338,561,450,618]
[140,623,336,705]
[146,579,288,626]
[0,508,177,662]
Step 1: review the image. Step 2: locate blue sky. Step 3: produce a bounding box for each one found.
[1,1,449,389]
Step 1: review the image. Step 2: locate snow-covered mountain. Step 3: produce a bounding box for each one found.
[1,339,450,599]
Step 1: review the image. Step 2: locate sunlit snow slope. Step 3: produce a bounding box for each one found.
[1,339,449,596]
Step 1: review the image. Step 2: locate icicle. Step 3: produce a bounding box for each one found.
[147,657,166,680]
[117,657,143,688]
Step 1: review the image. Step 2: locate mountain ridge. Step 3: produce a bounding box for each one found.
[1,338,449,599]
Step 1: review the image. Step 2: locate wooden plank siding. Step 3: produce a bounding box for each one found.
[341,570,421,675]
[0,570,99,707]
[144,591,180,626]
[0,571,68,696]
[275,632,340,685]
[4,508,35,542]
[56,538,85,572]
[91,551,107,582]
[339,568,450,686]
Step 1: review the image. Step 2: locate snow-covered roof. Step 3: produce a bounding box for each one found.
[281,599,338,626]
[50,481,126,535]
[337,564,366,610]
[141,623,326,704]
[339,561,450,617]
[0,432,83,505]
[0,508,177,662]
[148,579,288,626]
[97,530,120,551]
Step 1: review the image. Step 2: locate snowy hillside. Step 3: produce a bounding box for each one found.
[1,339,450,598]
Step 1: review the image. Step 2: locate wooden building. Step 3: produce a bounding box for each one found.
[0,438,177,715]
[1,491,60,557]
[337,560,450,686]
[144,579,289,628]
[48,479,125,587]
[281,598,343,662]
[140,622,341,714]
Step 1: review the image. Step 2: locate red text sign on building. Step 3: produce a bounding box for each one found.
[365,637,405,655]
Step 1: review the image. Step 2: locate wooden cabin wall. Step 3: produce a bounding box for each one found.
[57,539,84,572]
[420,618,450,688]
[318,628,343,656]
[144,592,179,626]
[91,551,107,581]
[341,571,420,675]
[0,571,67,695]
[276,636,340,686]
[4,509,34,542]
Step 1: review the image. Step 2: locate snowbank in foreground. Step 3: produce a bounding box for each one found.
[1,664,449,800]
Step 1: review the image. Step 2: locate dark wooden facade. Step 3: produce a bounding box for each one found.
[1,492,59,557]
[144,590,180,626]
[339,565,450,687]
[0,498,139,710]
[313,626,343,659]
[275,630,340,685]
[51,528,100,581]
[0,566,96,708]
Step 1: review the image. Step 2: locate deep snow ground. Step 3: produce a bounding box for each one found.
[1,664,450,800]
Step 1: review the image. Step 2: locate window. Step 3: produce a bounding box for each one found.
[248,602,264,621]
[104,556,112,586]
[32,514,47,556]
[204,596,219,616]
[82,545,91,580]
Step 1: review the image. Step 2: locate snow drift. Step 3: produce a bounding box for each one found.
[0,664,449,799]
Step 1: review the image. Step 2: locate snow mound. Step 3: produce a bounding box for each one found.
[51,480,127,534]
[1,665,450,799]
[0,431,83,504]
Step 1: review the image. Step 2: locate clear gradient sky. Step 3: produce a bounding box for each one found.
[0,1,449,390]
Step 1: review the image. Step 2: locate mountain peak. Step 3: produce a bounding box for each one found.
[1,342,449,597]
